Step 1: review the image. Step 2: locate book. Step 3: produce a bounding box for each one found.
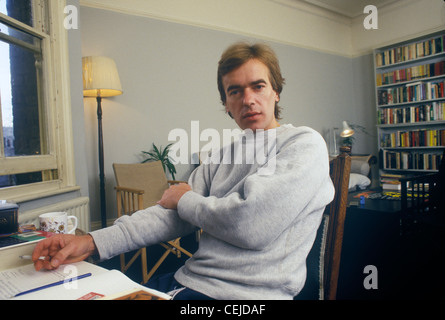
[380,173,403,190]
[0,231,53,250]
[377,102,445,125]
[381,149,443,171]
[382,183,401,191]
[376,61,445,86]
[375,34,445,67]
[99,288,168,300]
[0,261,171,300]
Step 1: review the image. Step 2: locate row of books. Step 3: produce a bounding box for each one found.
[380,129,445,148]
[375,61,445,86]
[375,34,444,67]
[377,80,445,106]
[382,150,443,172]
[381,150,443,173]
[377,102,445,125]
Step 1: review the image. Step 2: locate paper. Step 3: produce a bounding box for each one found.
[0,264,65,299]
[12,269,171,300]
[0,260,170,300]
[0,261,106,300]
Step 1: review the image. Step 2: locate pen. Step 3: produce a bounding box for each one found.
[14,272,92,297]
[19,255,46,260]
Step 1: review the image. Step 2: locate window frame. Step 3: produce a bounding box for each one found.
[0,0,77,202]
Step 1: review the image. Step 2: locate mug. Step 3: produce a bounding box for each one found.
[39,212,78,234]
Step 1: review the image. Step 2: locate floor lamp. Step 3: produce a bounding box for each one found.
[82,56,123,228]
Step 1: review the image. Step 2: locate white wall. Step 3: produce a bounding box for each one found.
[81,0,445,57]
[80,7,369,224]
[77,0,445,226]
[80,0,353,56]
[351,0,445,56]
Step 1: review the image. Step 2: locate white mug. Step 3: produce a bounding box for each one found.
[39,212,78,234]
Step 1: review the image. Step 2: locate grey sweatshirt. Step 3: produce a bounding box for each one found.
[90,124,334,300]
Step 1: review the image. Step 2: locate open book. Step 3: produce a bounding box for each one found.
[0,261,170,300]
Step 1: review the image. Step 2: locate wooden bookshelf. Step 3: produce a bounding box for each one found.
[374,30,445,176]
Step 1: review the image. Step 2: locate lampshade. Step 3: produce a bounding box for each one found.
[340,121,354,138]
[82,56,123,97]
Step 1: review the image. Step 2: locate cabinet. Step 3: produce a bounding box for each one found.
[374,30,445,174]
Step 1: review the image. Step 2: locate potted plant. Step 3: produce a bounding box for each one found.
[141,143,177,180]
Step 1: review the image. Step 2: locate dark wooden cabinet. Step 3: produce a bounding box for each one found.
[337,194,445,299]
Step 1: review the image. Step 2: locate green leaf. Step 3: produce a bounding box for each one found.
[141,142,177,180]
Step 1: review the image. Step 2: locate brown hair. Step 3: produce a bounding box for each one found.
[217,42,285,119]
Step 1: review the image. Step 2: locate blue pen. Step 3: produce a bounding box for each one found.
[14,272,92,297]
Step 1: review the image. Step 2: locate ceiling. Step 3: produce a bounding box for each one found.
[301,0,399,18]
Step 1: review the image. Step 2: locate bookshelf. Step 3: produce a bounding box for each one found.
[374,30,445,178]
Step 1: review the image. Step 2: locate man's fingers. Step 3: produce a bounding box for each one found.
[32,238,53,271]
[48,238,80,268]
[32,235,70,270]
[157,183,192,209]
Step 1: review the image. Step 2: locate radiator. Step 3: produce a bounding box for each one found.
[18,197,90,232]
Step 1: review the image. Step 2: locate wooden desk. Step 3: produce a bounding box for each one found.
[0,233,171,300]
[337,192,445,299]
[337,193,402,299]
[0,239,40,271]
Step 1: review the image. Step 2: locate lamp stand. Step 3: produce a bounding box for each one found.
[96,96,107,228]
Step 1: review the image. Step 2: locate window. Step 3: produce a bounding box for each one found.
[0,0,77,201]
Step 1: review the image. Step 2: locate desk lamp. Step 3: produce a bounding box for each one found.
[340,121,354,154]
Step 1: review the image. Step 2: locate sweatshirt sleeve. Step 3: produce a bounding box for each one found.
[90,205,198,261]
[177,128,334,251]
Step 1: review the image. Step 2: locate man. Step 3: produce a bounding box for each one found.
[32,42,334,300]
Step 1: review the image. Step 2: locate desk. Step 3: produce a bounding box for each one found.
[0,238,170,300]
[337,192,401,299]
[0,237,40,271]
[337,192,445,299]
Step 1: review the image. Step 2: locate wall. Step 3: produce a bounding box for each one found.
[11,1,444,228]
[79,7,371,225]
[81,0,445,57]
[80,0,353,57]
[67,0,90,207]
[351,0,445,56]
[78,1,445,226]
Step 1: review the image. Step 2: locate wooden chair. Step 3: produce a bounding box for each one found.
[399,149,444,237]
[397,150,445,297]
[295,152,351,300]
[113,161,193,284]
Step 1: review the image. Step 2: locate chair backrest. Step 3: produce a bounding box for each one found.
[295,152,351,300]
[400,149,445,235]
[113,161,170,209]
[323,152,351,299]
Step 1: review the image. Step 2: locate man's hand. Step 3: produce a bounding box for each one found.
[157,183,192,210]
[32,234,97,271]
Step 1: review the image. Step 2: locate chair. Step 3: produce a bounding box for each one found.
[397,150,445,297]
[295,152,351,300]
[113,160,193,284]
[399,149,444,237]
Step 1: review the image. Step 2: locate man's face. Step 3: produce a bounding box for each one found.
[222,59,280,131]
